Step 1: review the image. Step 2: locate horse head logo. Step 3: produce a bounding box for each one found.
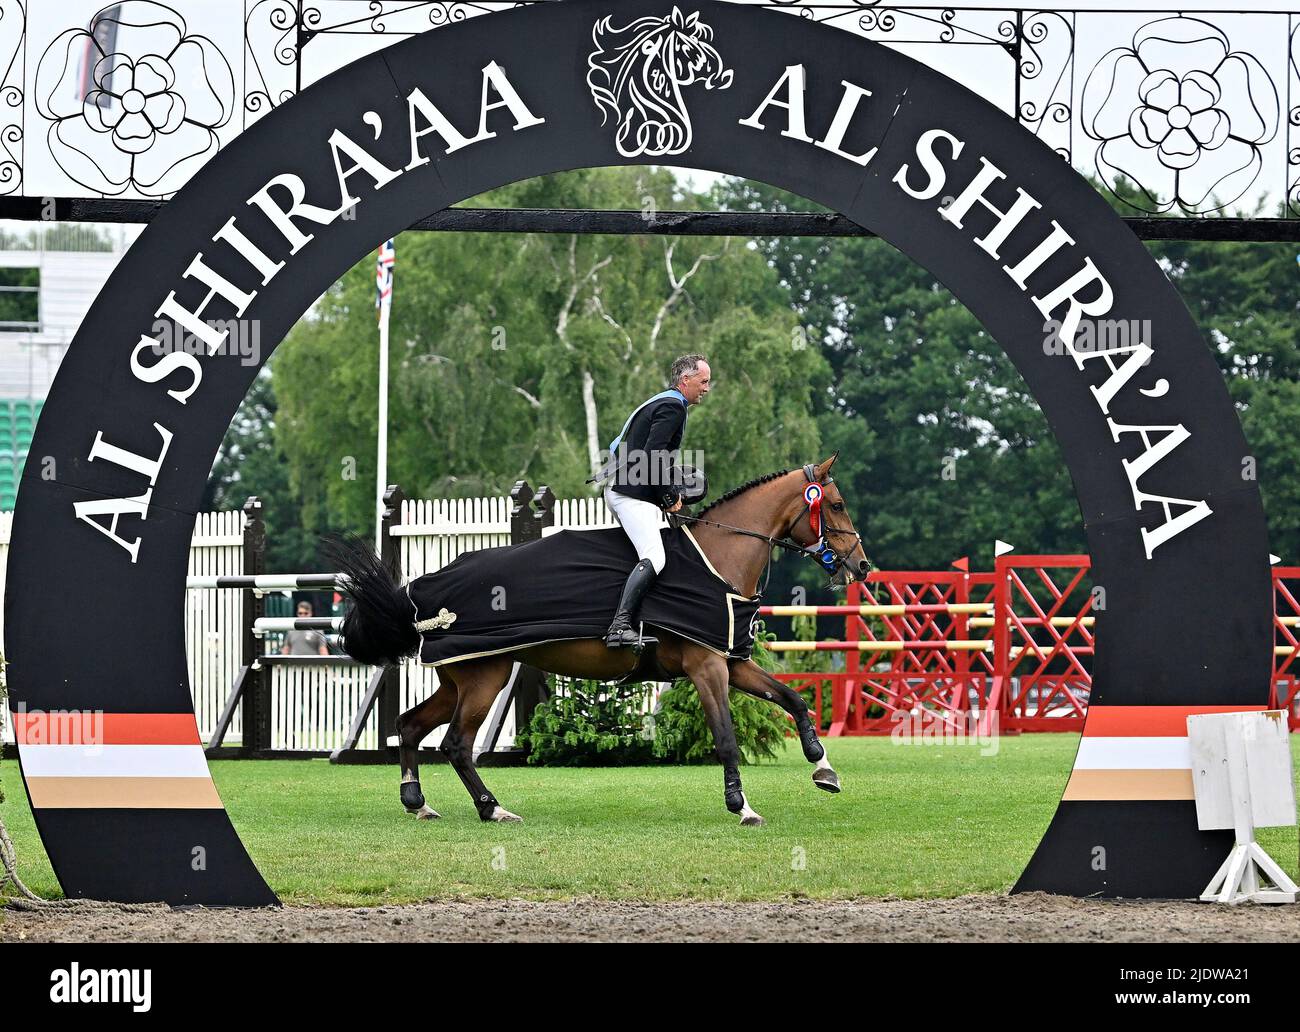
[587,7,734,158]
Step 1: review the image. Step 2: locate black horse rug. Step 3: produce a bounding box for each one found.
[406,526,761,666]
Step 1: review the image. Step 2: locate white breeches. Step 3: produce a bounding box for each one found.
[604,485,667,574]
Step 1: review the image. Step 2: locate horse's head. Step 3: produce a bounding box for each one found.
[587,7,734,158]
[786,453,873,587]
[658,7,732,91]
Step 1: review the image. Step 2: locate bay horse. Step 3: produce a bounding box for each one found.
[327,454,871,826]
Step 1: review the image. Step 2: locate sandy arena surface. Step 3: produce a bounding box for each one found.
[3,893,1299,942]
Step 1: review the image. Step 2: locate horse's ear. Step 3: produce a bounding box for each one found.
[817,452,840,479]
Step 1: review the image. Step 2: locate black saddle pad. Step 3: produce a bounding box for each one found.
[406,526,760,666]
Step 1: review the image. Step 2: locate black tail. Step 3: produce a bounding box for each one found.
[320,532,420,666]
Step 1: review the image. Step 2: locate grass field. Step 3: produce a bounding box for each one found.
[4,736,1299,905]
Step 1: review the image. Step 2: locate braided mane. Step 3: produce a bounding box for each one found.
[695,468,793,518]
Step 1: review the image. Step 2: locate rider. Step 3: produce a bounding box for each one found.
[592,354,711,647]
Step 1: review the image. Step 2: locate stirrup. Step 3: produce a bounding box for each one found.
[604,618,644,653]
[630,620,645,654]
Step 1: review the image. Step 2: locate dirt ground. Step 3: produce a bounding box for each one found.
[3,893,1299,942]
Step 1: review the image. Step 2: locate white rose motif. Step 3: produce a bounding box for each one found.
[1081,16,1278,213]
[35,1,234,197]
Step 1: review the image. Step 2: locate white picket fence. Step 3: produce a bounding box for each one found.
[548,495,623,533]
[2,492,652,752]
[271,662,379,753]
[185,510,379,754]
[186,510,248,747]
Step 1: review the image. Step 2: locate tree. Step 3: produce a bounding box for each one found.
[1149,191,1300,561]
[211,162,1300,578]
[205,369,326,571]
[716,177,1082,574]
[714,173,1300,573]
[257,166,827,545]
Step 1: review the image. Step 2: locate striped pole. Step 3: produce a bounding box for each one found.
[968,616,1096,628]
[252,617,343,636]
[186,574,345,591]
[761,603,991,617]
[766,639,994,652]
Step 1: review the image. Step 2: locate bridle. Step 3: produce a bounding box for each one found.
[790,463,868,575]
[670,465,870,585]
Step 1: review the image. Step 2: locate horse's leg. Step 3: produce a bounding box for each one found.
[396,670,460,819]
[728,659,840,793]
[681,644,765,827]
[438,656,522,822]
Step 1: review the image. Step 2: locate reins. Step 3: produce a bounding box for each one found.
[669,510,818,558]
[669,466,868,589]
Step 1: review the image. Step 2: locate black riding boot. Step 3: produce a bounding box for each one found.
[604,559,657,648]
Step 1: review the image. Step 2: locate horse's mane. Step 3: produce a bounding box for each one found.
[695,469,792,518]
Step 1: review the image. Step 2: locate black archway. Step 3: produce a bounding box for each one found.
[6,0,1270,904]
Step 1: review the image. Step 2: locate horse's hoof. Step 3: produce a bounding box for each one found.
[488,806,523,823]
[410,804,440,820]
[740,813,766,827]
[813,766,841,793]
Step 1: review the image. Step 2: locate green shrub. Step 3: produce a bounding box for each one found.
[516,677,657,766]
[650,679,788,764]
[517,651,792,766]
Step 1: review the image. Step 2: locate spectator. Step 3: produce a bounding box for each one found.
[281,599,329,655]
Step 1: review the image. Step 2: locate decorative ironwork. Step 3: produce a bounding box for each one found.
[1081,15,1280,215]
[0,1,1288,221]
[1015,10,1074,162]
[1289,14,1300,217]
[34,1,235,198]
[824,5,1018,47]
[0,0,23,196]
[302,1,508,35]
[245,0,301,121]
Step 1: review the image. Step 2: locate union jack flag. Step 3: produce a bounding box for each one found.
[375,239,395,320]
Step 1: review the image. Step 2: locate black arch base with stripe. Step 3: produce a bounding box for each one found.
[1016,802,1237,899]
[5,0,1270,904]
[35,810,277,907]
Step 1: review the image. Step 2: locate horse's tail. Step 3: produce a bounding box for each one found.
[320,532,420,667]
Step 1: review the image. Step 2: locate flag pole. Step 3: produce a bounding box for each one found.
[376,305,390,552]
[375,240,395,552]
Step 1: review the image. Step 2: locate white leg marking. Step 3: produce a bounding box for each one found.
[738,792,765,827]
[812,756,842,792]
[489,805,523,823]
